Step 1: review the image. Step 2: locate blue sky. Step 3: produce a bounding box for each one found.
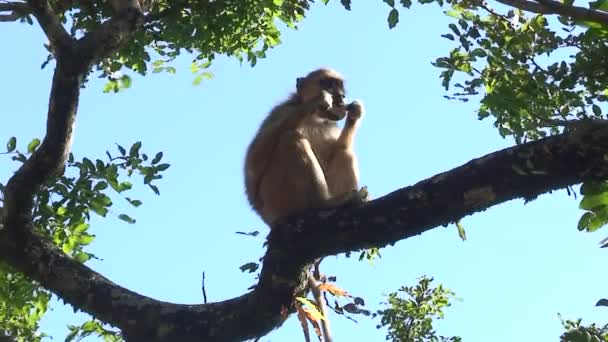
[1,1,607,341]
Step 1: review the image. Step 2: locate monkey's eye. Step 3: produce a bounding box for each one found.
[318,78,334,89]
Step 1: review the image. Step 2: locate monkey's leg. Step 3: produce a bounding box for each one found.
[258,130,331,224]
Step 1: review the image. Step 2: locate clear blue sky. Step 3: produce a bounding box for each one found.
[1,1,607,341]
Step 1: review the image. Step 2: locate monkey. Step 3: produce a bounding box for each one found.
[244,68,367,342]
[244,67,365,226]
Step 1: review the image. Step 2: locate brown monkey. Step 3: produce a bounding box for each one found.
[244,68,366,342]
[244,68,365,226]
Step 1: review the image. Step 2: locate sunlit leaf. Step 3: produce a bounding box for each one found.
[6,136,16,152]
[27,138,40,153]
[118,214,136,224]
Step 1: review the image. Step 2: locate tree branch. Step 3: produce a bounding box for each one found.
[24,0,73,52]
[3,117,608,341]
[0,1,29,22]
[76,2,144,66]
[494,0,608,25]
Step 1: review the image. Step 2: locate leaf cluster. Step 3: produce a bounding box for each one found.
[27,1,316,87]
[374,276,461,342]
[1,138,169,340]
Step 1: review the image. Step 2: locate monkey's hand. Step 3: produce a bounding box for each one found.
[346,100,364,120]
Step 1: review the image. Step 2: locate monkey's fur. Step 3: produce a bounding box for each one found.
[244,68,366,342]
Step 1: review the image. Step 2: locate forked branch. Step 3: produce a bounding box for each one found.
[24,0,73,51]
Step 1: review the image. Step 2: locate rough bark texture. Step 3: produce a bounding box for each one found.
[2,2,608,342]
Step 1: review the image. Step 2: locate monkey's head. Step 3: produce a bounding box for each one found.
[296,68,347,120]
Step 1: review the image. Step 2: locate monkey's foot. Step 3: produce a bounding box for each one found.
[357,186,370,202]
[339,186,370,206]
[348,186,370,204]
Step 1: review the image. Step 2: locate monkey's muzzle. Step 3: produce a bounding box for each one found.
[324,106,348,121]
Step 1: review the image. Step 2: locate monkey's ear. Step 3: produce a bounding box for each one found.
[296,77,304,91]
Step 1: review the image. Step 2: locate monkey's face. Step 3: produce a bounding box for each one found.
[320,76,347,121]
[298,73,347,121]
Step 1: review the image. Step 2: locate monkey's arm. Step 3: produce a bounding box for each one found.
[277,90,334,131]
[335,100,364,149]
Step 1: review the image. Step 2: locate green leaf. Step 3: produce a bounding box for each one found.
[73,223,89,234]
[340,0,352,10]
[239,262,259,273]
[596,298,608,307]
[384,0,396,7]
[445,10,460,18]
[456,220,467,241]
[151,152,163,164]
[76,233,95,246]
[149,184,160,195]
[6,136,16,152]
[90,205,108,217]
[130,141,142,158]
[118,214,136,224]
[580,181,608,196]
[387,9,399,28]
[117,181,133,192]
[156,163,171,171]
[27,138,40,153]
[400,0,412,8]
[579,193,608,210]
[192,71,213,86]
[73,252,92,263]
[94,181,109,191]
[127,198,143,207]
[119,75,132,89]
[117,144,126,156]
[193,74,204,86]
[470,48,487,58]
[578,212,595,231]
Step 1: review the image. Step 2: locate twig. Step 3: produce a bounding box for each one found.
[201,271,208,304]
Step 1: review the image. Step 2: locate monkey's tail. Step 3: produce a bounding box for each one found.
[308,273,333,342]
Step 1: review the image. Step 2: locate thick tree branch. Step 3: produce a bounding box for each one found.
[24,0,73,51]
[494,0,608,25]
[3,117,608,341]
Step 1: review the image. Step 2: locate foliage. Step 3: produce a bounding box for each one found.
[0,137,168,340]
[65,320,123,342]
[381,0,608,239]
[374,276,461,342]
[0,263,49,342]
[27,0,319,89]
[560,315,608,342]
